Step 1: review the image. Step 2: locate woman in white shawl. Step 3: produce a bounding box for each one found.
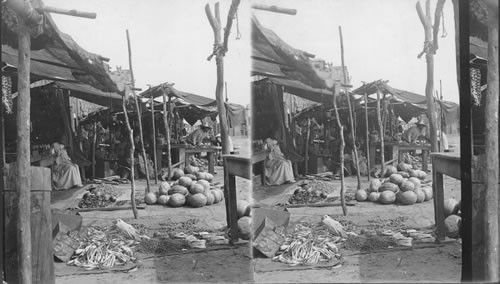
[52,142,82,190]
[264,138,295,186]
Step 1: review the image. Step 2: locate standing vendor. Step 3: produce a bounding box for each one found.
[186,124,212,145]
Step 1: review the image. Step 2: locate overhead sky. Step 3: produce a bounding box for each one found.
[43,0,458,105]
[253,0,459,103]
[43,0,252,106]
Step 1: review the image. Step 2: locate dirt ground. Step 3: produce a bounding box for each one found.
[53,136,463,283]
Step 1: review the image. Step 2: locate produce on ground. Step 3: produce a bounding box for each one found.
[237,216,252,240]
[78,184,123,209]
[444,198,460,217]
[444,214,461,238]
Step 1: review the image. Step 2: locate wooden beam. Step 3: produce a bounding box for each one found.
[484,4,499,281]
[127,29,150,193]
[339,26,360,190]
[150,97,158,184]
[160,86,172,180]
[376,88,385,175]
[16,23,33,284]
[6,0,43,25]
[364,93,370,181]
[38,6,96,19]
[251,4,297,15]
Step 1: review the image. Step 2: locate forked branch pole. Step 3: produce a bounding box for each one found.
[333,86,347,216]
[122,93,138,219]
[160,86,172,180]
[222,0,241,54]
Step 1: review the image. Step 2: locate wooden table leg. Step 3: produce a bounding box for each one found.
[208,152,214,174]
[369,143,376,168]
[422,150,429,172]
[260,161,266,185]
[433,166,445,240]
[392,145,399,166]
[223,159,239,244]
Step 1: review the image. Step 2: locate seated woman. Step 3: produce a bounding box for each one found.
[52,142,83,190]
[264,138,295,186]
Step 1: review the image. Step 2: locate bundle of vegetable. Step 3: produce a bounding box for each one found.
[273,223,342,266]
[67,223,144,270]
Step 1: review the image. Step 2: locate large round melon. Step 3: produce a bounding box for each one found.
[397,162,412,172]
[157,195,170,205]
[416,170,427,180]
[197,180,211,191]
[215,188,225,201]
[168,193,186,207]
[204,189,215,205]
[368,192,380,202]
[171,168,185,180]
[186,193,207,207]
[379,191,396,204]
[384,165,398,177]
[408,169,418,178]
[399,191,417,205]
[185,173,197,180]
[145,192,158,205]
[422,187,433,201]
[238,216,252,240]
[158,182,171,196]
[397,171,410,178]
[444,214,461,238]
[415,189,425,203]
[178,176,193,188]
[204,173,214,182]
[210,190,221,204]
[408,177,421,190]
[184,165,200,175]
[189,182,205,194]
[237,200,251,218]
[399,181,416,192]
[444,198,460,217]
[168,185,189,196]
[196,171,207,181]
[369,179,382,192]
[355,189,368,202]
[380,182,399,193]
[389,174,404,185]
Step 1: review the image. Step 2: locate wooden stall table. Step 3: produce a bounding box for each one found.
[156,144,219,174]
[430,152,461,240]
[370,141,431,171]
[223,154,251,244]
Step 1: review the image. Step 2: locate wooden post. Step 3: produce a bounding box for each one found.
[91,121,97,178]
[339,26,360,189]
[205,2,238,155]
[56,88,73,156]
[439,80,444,151]
[160,86,172,180]
[122,93,138,219]
[16,23,33,284]
[126,30,150,193]
[150,97,158,184]
[416,0,446,153]
[364,93,370,181]
[0,76,5,280]
[483,3,499,280]
[250,4,297,15]
[376,87,385,175]
[304,118,311,174]
[332,85,347,216]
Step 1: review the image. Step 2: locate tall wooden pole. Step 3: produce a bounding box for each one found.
[16,24,32,284]
[376,88,385,175]
[206,1,239,155]
[304,118,311,174]
[333,85,347,216]
[416,0,446,153]
[364,93,370,181]
[483,3,499,280]
[150,97,158,184]
[160,86,172,180]
[0,76,5,279]
[339,26,360,189]
[439,80,444,151]
[126,30,150,193]
[91,121,97,177]
[122,93,138,219]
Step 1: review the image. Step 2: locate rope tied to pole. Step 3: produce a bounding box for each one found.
[417,40,433,58]
[207,43,224,61]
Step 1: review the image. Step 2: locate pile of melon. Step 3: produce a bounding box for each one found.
[236,200,252,240]
[144,166,223,208]
[355,162,433,206]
